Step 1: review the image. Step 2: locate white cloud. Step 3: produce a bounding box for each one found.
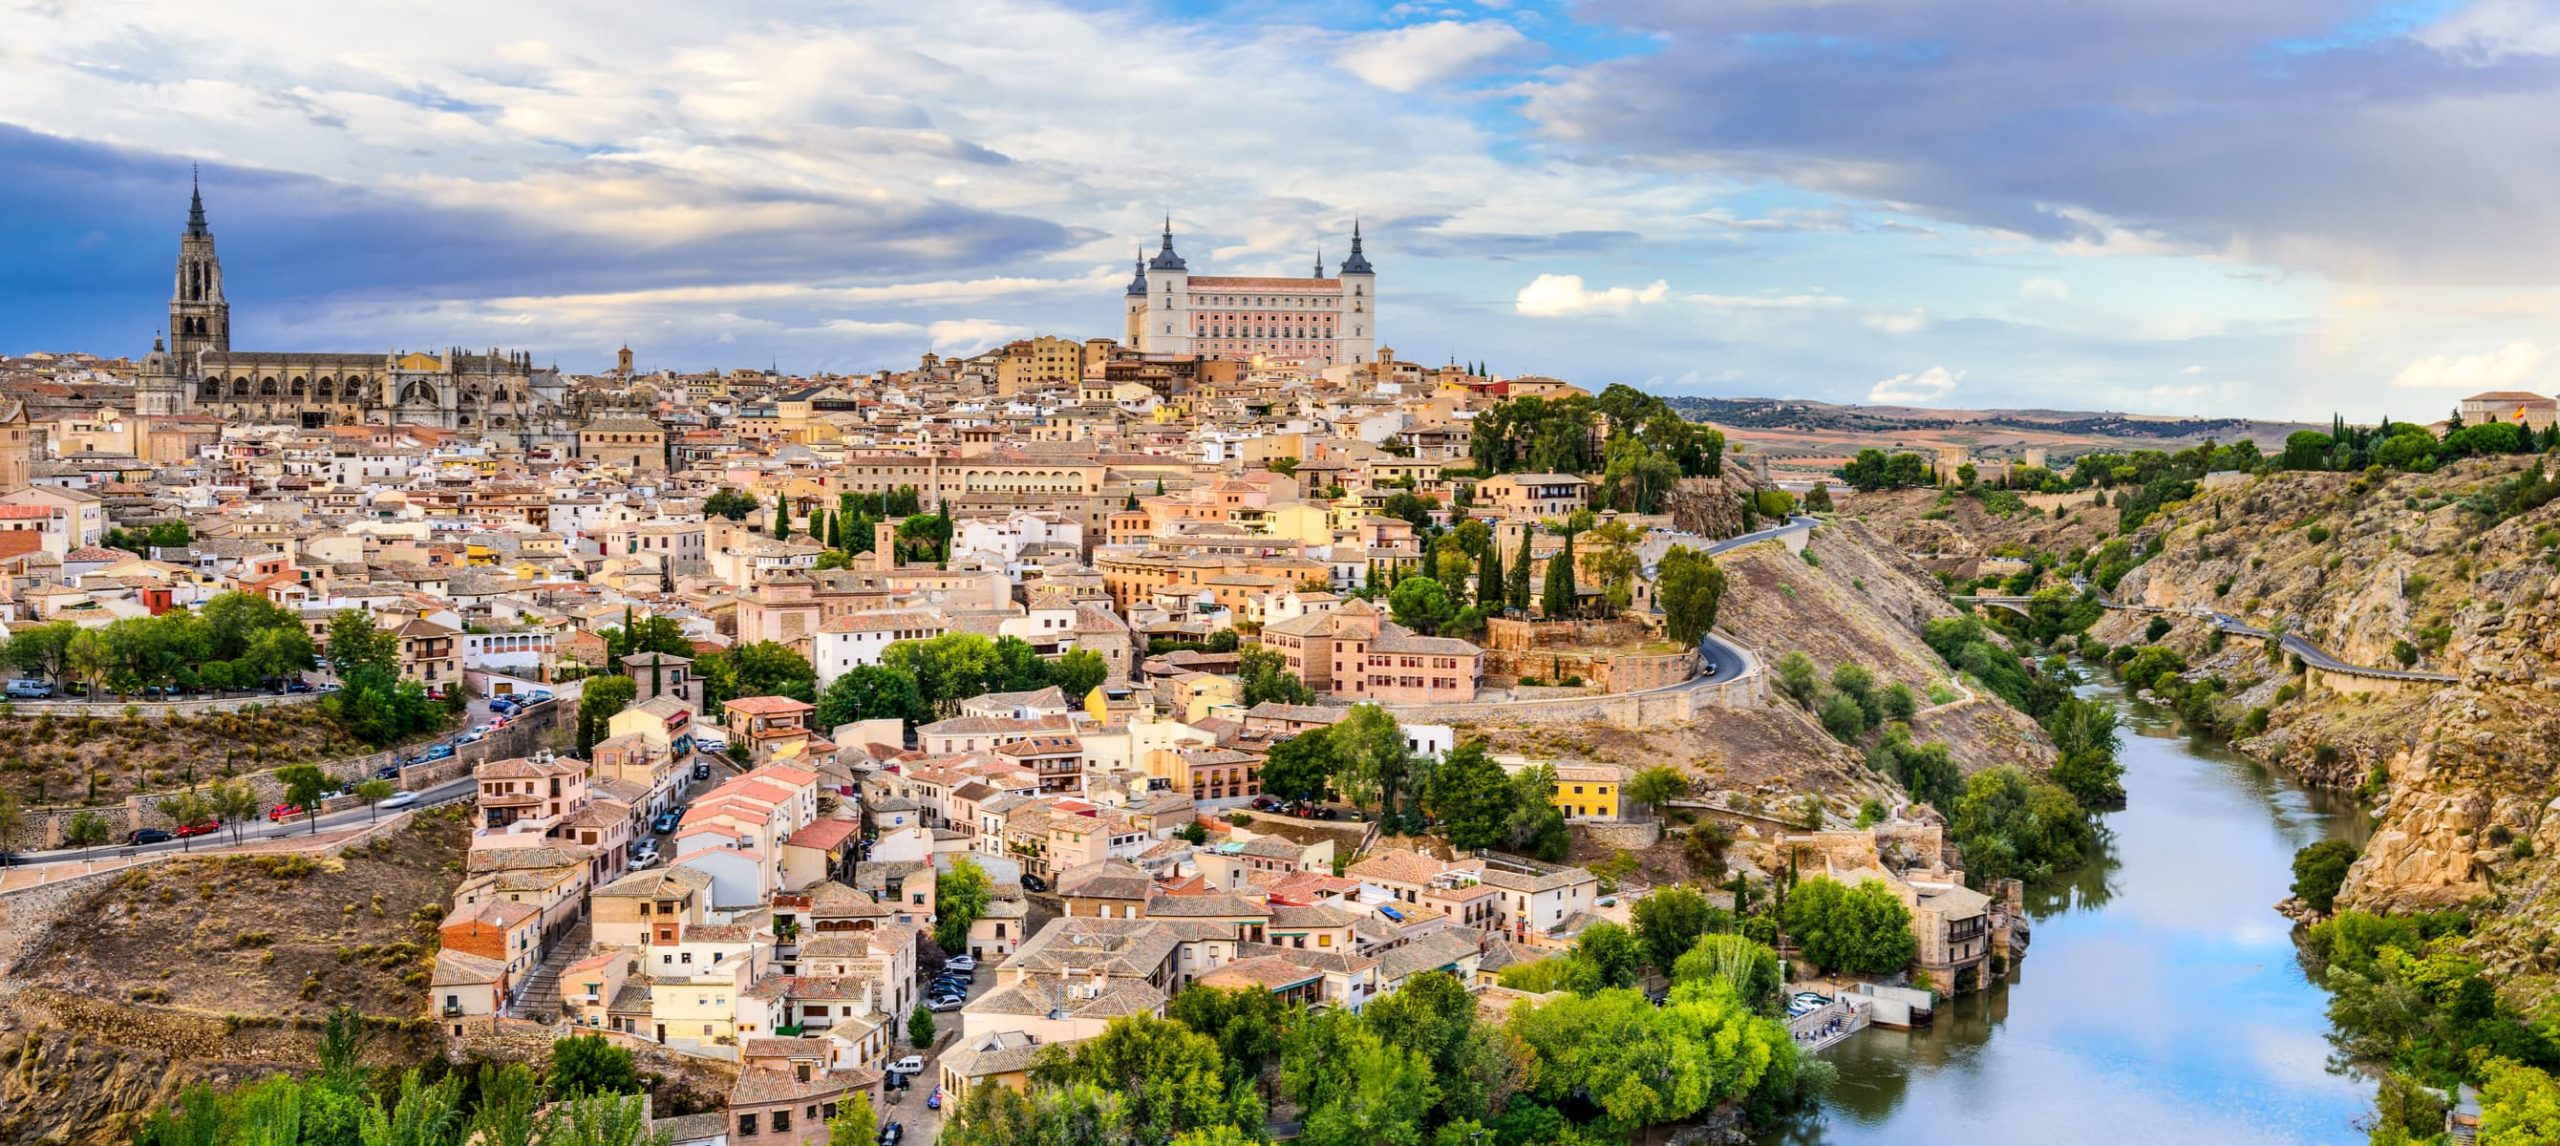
[1863,308,1930,334]
[926,319,1028,354]
[2180,364,2206,375]
[2021,277,2071,301]
[2419,0,2560,63]
[2391,341,2546,389]
[1868,365,1963,404]
[1515,274,1669,317]
[1337,20,1530,92]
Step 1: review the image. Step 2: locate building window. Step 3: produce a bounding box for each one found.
[738,1114,758,1137]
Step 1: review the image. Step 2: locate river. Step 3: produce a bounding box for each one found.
[1763,674,2376,1145]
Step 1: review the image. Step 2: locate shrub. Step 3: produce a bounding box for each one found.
[2290,840,2358,913]
[2305,525,2331,544]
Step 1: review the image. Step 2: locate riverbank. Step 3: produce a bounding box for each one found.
[1763,672,2371,1145]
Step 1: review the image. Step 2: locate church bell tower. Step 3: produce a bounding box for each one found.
[167,167,230,371]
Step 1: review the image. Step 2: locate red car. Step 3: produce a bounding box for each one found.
[267,803,306,822]
[173,819,221,839]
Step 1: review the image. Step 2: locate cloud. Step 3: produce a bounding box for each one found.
[1864,308,1930,334]
[1869,365,1964,404]
[1515,273,1669,316]
[1337,20,1531,92]
[2391,341,2545,389]
[1525,0,2560,284]
[926,319,1028,354]
[2022,277,2072,301]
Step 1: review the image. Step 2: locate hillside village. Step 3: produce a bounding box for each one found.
[0,333,2053,1145]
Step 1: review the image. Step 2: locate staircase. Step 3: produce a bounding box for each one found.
[510,917,592,1022]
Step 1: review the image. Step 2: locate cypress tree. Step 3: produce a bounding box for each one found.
[772,493,792,539]
[1508,528,1534,613]
[1542,528,1578,618]
[1477,538,1503,614]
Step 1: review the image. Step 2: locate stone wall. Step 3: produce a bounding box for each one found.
[1580,820,1663,851]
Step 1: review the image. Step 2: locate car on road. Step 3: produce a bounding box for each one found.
[926,996,965,1012]
[173,819,221,839]
[651,812,680,834]
[379,791,421,811]
[929,982,969,999]
[490,698,520,716]
[876,1122,903,1146]
[5,679,52,699]
[266,803,306,822]
[942,954,977,973]
[926,1089,942,1111]
[455,731,486,746]
[697,735,729,754]
[691,763,711,781]
[127,828,173,845]
[1020,873,1047,893]
[375,764,402,779]
[886,1055,924,1076]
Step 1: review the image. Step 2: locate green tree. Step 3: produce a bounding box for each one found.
[935,856,993,953]
[1331,703,1411,819]
[1623,766,1688,823]
[1260,726,1337,803]
[1298,1026,1435,1146]
[813,665,931,731]
[1237,644,1316,707]
[702,488,757,521]
[1504,763,1571,861]
[1475,534,1505,613]
[1804,482,1834,512]
[1028,1013,1240,1142]
[577,675,638,755]
[1950,765,2096,885]
[1573,920,1648,989]
[1420,741,1512,851]
[1167,984,1293,1093]
[2043,694,2126,809]
[1388,576,1454,635]
[63,809,111,859]
[548,1033,642,1096]
[207,781,259,845]
[1819,691,1868,742]
[2478,1057,2560,1145]
[1506,528,1533,613]
[1782,876,1917,976]
[908,1003,936,1049]
[1050,648,1110,700]
[1655,546,1727,645]
[1632,885,1731,972]
[771,492,792,539]
[698,641,816,707]
[354,779,397,821]
[1671,933,1786,1016]
[882,633,1007,713]
[2291,839,2359,914]
[1775,651,1822,709]
[1540,528,1577,618]
[276,764,331,834]
[824,1093,878,1146]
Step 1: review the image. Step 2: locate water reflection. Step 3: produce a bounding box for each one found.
[1761,675,2370,1145]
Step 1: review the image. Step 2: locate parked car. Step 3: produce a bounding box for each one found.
[886,1055,925,1076]
[943,955,977,973]
[5,679,52,699]
[282,678,314,694]
[455,731,486,746]
[876,1122,903,1146]
[267,803,306,822]
[379,791,421,810]
[127,828,172,845]
[1021,873,1047,893]
[172,819,221,839]
[1249,795,1280,811]
[691,763,711,781]
[651,812,679,834]
[697,735,729,754]
[926,1089,942,1111]
[926,995,966,1012]
[423,744,456,761]
[929,982,968,999]
[375,764,402,779]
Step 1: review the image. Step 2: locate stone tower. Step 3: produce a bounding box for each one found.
[167,168,229,371]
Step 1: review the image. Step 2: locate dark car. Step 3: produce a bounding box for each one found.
[282,678,314,694]
[1021,873,1047,893]
[876,1122,903,1146]
[375,764,402,780]
[127,828,172,845]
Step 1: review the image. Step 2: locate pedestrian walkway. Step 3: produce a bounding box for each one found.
[510,916,592,1022]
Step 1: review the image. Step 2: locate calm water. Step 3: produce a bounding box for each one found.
[1763,676,2375,1146]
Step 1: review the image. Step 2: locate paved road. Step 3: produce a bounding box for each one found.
[1698,632,1749,681]
[1703,514,1819,558]
[1952,584,2457,684]
[6,775,478,867]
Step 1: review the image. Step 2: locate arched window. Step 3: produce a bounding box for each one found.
[259,377,278,397]
[317,378,335,401]
[289,377,306,398]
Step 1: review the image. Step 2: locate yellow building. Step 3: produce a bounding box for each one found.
[996,336,1086,396]
[1551,764,1622,821]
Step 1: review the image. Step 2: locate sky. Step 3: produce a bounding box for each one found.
[9,0,2560,422]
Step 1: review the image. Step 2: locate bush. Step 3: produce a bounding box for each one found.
[1818,692,1868,743]
[2145,616,2172,643]
[2290,839,2358,913]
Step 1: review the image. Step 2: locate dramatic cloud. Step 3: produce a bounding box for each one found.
[2392,341,2545,389]
[1337,20,1531,91]
[1528,0,2560,284]
[1869,366,1963,404]
[1515,274,1670,316]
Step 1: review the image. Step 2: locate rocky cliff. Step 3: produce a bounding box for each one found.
[2092,458,2560,998]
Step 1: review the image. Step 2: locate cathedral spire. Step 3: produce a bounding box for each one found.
[1147,215,1187,272]
[187,164,208,237]
[1313,246,1324,278]
[1338,216,1374,275]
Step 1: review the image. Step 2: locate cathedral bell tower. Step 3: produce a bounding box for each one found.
[167,167,230,370]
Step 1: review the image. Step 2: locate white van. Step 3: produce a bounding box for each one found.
[5,679,52,699]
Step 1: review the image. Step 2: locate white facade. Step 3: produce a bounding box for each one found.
[1125,221,1377,368]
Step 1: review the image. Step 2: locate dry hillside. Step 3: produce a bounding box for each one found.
[0,809,471,1145]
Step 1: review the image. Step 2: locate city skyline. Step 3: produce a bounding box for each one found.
[9,0,2560,421]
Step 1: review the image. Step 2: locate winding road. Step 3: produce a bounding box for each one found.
[5,776,480,868]
[1951,584,2458,685]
